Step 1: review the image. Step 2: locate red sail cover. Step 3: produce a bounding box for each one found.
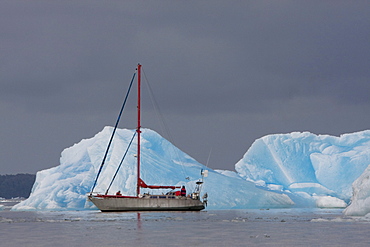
[138,178,181,190]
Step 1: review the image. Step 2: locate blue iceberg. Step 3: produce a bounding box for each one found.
[235,131,370,208]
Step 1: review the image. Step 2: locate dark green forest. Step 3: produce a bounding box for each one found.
[0,174,35,199]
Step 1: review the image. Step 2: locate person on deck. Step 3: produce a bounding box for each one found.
[180,186,186,197]
[116,191,122,196]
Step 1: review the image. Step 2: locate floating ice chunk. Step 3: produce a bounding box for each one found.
[313,195,347,208]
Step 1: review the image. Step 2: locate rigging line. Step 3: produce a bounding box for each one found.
[105,131,136,195]
[90,69,137,195]
[141,68,189,183]
[141,69,166,138]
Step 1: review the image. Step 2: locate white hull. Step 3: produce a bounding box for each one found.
[88,195,205,212]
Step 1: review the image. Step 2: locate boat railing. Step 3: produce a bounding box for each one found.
[148,195,177,199]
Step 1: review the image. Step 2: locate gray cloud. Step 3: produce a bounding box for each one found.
[1,1,370,174]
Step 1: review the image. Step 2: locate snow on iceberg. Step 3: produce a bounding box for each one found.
[344,165,370,216]
[235,131,370,205]
[12,127,293,211]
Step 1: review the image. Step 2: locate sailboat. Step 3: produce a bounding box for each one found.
[88,64,207,211]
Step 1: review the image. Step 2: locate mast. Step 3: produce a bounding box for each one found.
[136,63,142,196]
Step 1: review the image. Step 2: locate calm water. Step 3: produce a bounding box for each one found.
[1,204,370,246]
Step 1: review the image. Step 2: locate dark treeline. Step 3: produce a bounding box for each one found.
[0,174,36,199]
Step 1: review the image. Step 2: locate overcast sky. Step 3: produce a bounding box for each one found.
[1,1,370,174]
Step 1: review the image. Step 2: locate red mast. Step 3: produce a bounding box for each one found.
[135,64,180,195]
[136,64,142,196]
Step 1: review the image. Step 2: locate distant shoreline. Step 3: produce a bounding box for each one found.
[0,174,35,199]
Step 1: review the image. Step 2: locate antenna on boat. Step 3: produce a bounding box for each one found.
[205,148,212,168]
[195,149,211,199]
[193,169,208,198]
